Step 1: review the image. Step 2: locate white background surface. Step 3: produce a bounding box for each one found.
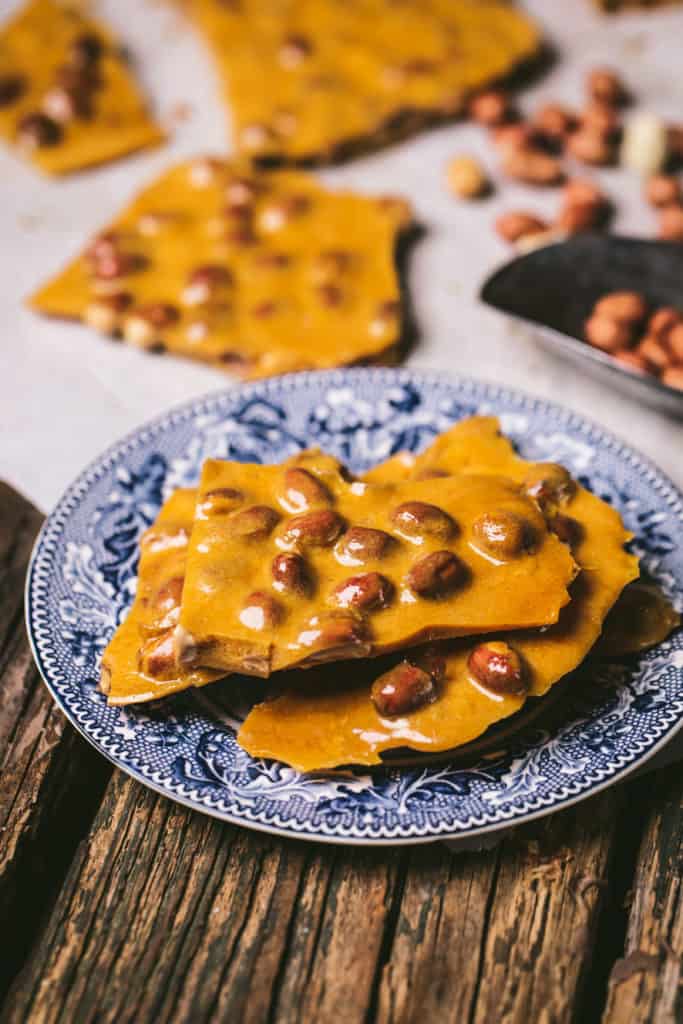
[2,0,682,513]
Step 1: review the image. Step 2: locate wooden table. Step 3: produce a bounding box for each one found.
[2,482,682,1024]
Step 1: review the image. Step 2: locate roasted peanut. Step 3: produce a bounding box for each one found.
[584,314,633,353]
[447,155,489,199]
[468,641,526,696]
[336,526,394,564]
[662,366,683,390]
[138,630,177,680]
[667,323,683,362]
[182,264,232,306]
[469,89,511,126]
[581,103,620,138]
[140,526,188,554]
[556,202,605,233]
[333,573,393,611]
[371,661,436,717]
[658,205,683,241]
[301,612,370,651]
[280,508,344,549]
[550,514,583,546]
[594,291,647,323]
[83,292,133,333]
[563,178,606,208]
[523,463,575,511]
[391,501,456,543]
[501,146,564,186]
[278,34,313,69]
[492,122,537,153]
[648,307,681,340]
[0,74,25,107]
[271,552,310,595]
[280,467,332,513]
[42,85,90,123]
[472,510,531,559]
[199,487,244,517]
[645,174,681,208]
[613,349,650,374]
[533,103,577,141]
[228,505,280,540]
[495,211,548,244]
[587,68,626,107]
[406,550,465,598]
[17,112,61,149]
[239,591,284,630]
[567,128,615,166]
[637,336,671,372]
[69,32,104,68]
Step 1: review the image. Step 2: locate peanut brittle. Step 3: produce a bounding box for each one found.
[30,158,412,376]
[178,449,577,676]
[238,418,641,770]
[186,0,540,162]
[0,0,162,174]
[101,488,223,705]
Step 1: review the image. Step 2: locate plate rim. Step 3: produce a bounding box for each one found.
[24,367,683,846]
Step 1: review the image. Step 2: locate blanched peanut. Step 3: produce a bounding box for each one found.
[280,467,331,513]
[391,502,455,542]
[495,211,548,244]
[371,661,436,717]
[333,573,393,611]
[406,550,465,597]
[468,641,526,695]
[584,314,633,352]
[472,511,531,558]
[594,291,647,323]
[447,155,489,199]
[281,508,344,548]
[271,552,310,595]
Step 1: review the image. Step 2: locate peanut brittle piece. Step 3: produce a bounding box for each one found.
[238,418,640,770]
[0,0,163,175]
[30,158,412,376]
[178,449,577,676]
[101,488,223,705]
[187,0,540,162]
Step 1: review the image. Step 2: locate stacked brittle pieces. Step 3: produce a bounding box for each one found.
[99,417,678,771]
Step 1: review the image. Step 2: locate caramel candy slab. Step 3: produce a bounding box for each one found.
[0,0,163,175]
[179,451,577,676]
[30,159,411,377]
[187,0,540,162]
[101,488,223,705]
[239,418,640,770]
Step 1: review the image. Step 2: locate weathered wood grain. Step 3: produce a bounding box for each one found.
[0,483,111,999]
[602,765,683,1024]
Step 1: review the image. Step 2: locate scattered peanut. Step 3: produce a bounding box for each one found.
[501,146,565,185]
[658,205,683,241]
[662,366,683,390]
[645,174,681,208]
[469,89,511,126]
[495,211,549,244]
[584,314,633,353]
[587,68,626,107]
[593,291,647,323]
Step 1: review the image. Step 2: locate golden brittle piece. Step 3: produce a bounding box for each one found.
[238,418,640,770]
[178,449,577,676]
[187,0,540,162]
[0,0,162,174]
[101,488,223,705]
[30,158,412,377]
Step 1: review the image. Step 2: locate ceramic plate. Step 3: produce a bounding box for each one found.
[26,369,683,845]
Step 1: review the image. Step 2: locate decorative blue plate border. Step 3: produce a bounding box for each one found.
[26,369,683,845]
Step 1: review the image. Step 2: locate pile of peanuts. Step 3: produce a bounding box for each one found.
[584,291,683,390]
[447,66,683,247]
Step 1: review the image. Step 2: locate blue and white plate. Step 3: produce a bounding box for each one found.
[26,370,683,845]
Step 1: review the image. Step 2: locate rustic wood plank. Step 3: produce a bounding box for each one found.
[0,482,112,1000]
[4,766,409,1024]
[602,765,683,1024]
